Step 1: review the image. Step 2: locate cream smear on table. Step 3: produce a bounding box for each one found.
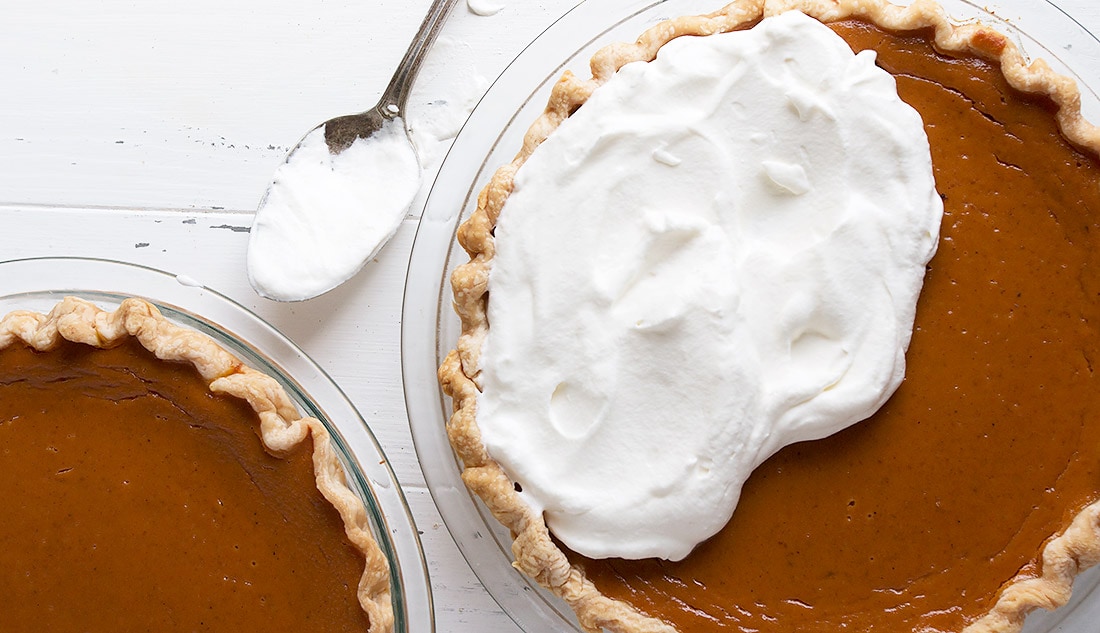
[475,11,943,561]
[466,0,504,17]
[247,117,419,301]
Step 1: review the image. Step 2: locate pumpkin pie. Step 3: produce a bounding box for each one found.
[0,296,393,632]
[439,0,1100,631]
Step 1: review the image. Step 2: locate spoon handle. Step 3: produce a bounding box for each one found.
[379,0,462,115]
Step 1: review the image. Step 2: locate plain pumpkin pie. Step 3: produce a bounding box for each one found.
[0,296,393,632]
[439,0,1100,631]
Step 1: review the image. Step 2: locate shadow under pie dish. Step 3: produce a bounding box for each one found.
[0,260,428,633]
[436,0,1100,631]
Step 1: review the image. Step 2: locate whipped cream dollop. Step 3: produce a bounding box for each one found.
[466,0,504,17]
[476,11,942,561]
[247,117,419,301]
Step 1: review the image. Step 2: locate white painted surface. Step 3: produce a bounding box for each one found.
[1,1,1098,632]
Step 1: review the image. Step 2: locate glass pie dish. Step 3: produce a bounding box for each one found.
[402,0,1100,632]
[0,256,433,633]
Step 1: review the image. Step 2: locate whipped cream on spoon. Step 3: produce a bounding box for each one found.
[248,0,459,302]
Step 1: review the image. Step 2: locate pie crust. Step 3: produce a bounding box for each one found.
[438,1,1100,631]
[1,296,394,633]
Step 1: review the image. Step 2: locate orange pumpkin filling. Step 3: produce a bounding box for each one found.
[567,20,1100,632]
[0,339,372,631]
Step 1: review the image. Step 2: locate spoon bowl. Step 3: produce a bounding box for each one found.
[324,107,393,154]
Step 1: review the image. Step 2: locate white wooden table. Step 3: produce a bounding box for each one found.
[2,1,1098,631]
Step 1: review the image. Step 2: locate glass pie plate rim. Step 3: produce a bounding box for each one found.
[402,0,1100,631]
[0,255,433,633]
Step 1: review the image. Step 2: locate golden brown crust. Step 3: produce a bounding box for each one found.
[439,1,1100,631]
[0,296,394,633]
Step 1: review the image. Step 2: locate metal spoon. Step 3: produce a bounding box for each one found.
[323,0,460,154]
[247,0,461,302]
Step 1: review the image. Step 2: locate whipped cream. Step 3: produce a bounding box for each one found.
[466,0,504,17]
[476,11,942,561]
[247,117,419,301]
[410,36,491,170]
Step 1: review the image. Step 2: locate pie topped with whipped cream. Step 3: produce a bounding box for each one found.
[1,297,393,632]
[439,0,1100,631]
